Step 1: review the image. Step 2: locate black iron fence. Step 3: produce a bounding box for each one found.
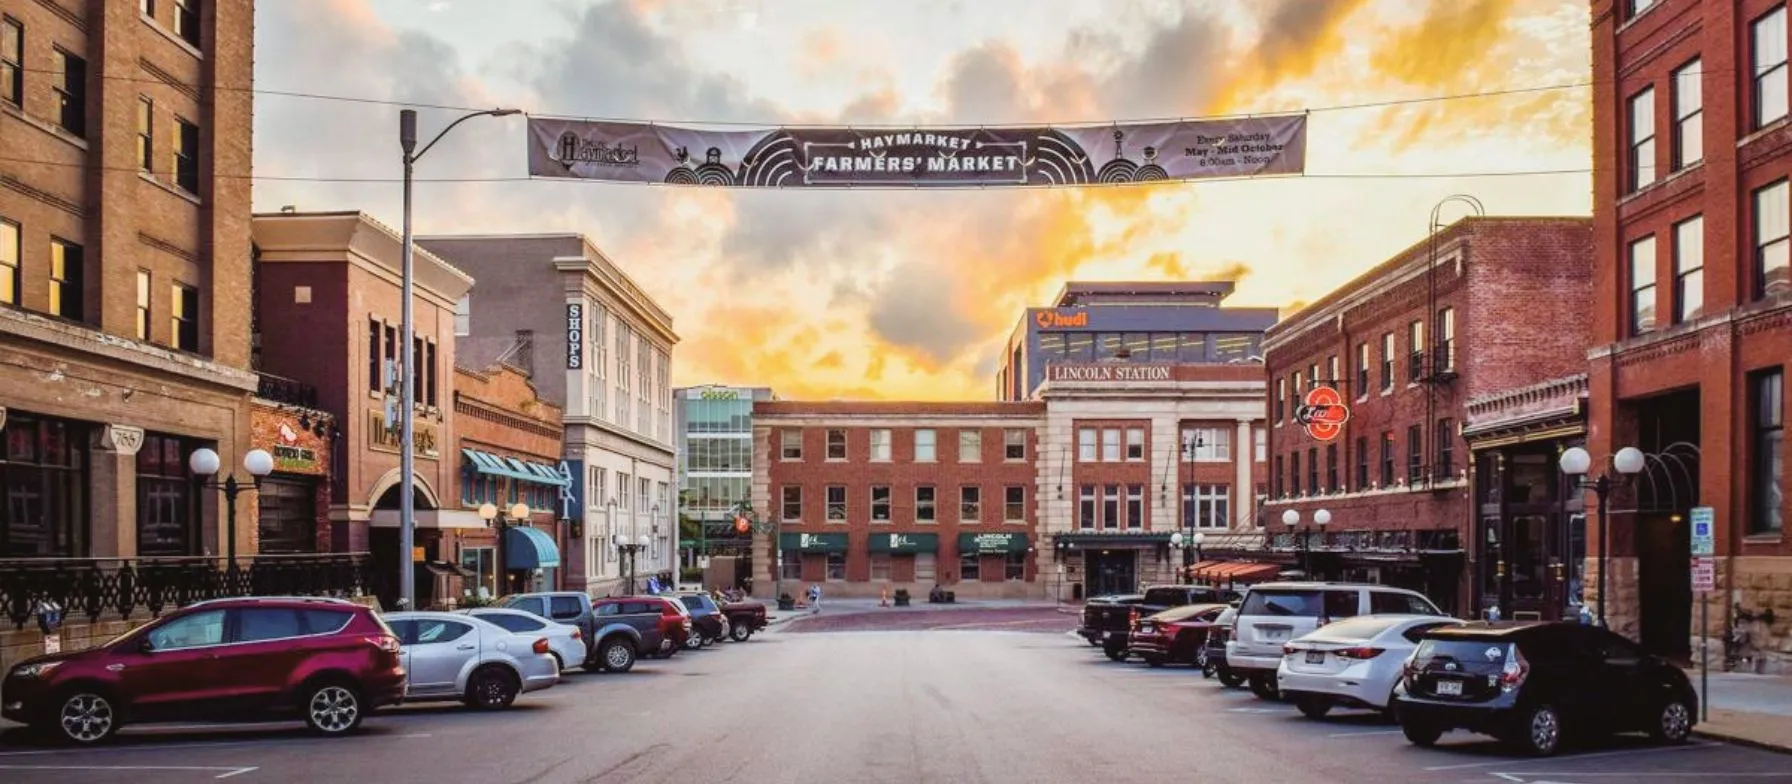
[256,372,320,408]
[0,554,382,630]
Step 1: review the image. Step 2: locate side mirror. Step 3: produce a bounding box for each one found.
[137,637,156,654]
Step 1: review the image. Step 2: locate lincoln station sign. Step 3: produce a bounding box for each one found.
[1047,364,1175,383]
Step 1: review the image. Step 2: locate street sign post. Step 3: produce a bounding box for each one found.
[1689,504,1717,723]
[1690,506,1715,556]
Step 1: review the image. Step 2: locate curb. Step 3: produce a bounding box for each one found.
[1693,728,1792,755]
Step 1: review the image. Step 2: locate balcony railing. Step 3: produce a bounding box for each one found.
[256,372,320,408]
[0,554,381,630]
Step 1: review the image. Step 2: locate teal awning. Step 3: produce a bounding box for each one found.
[504,525,561,570]
[524,461,570,487]
[462,449,566,486]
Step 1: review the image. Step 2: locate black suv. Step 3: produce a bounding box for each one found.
[1393,621,1697,756]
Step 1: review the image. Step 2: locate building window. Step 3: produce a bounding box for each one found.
[1275,378,1286,421]
[452,294,470,336]
[1101,428,1121,462]
[1325,444,1338,492]
[174,0,200,46]
[1355,342,1369,395]
[1077,427,1095,461]
[424,340,437,407]
[48,239,83,322]
[174,117,199,194]
[1406,425,1424,483]
[1307,447,1318,495]
[1125,427,1144,461]
[870,429,891,462]
[1627,0,1653,18]
[916,485,936,523]
[1754,7,1789,130]
[1672,59,1703,170]
[1289,451,1300,496]
[779,550,801,580]
[1750,369,1784,535]
[1078,484,1095,529]
[870,485,891,522]
[780,486,801,522]
[1005,485,1025,522]
[1124,484,1143,529]
[1327,355,1340,386]
[136,434,198,557]
[135,270,151,340]
[53,48,84,137]
[137,97,155,171]
[826,552,845,581]
[1756,180,1791,300]
[1406,320,1425,381]
[1,16,20,107]
[1380,431,1395,486]
[1004,428,1026,460]
[1629,235,1657,335]
[1628,86,1655,191]
[1254,428,1266,462]
[168,282,199,351]
[1183,427,1230,461]
[914,429,936,462]
[0,414,89,557]
[1380,333,1395,392]
[870,553,892,581]
[1272,455,1284,497]
[826,485,846,522]
[1436,419,1456,479]
[0,218,18,306]
[826,429,846,460]
[960,486,981,523]
[1184,484,1229,529]
[780,429,802,460]
[258,476,318,554]
[1005,551,1025,581]
[959,552,980,582]
[1673,216,1704,323]
[1101,484,1119,529]
[1355,436,1369,489]
[1294,370,1303,399]
[1436,307,1455,372]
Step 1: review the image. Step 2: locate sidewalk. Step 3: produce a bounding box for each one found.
[1688,669,1792,752]
[762,598,1068,629]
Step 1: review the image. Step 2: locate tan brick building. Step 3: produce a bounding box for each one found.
[1,0,257,560]
[452,362,569,601]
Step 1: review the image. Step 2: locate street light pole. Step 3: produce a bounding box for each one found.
[395,107,518,611]
[188,447,275,571]
[1559,445,1645,627]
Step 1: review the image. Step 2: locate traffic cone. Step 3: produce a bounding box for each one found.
[880,587,889,607]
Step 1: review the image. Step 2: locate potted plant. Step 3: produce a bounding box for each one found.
[777,592,796,611]
[893,588,911,607]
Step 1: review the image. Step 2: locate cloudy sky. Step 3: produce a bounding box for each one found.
[252,0,1591,401]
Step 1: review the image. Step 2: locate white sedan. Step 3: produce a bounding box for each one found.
[462,607,588,671]
[1276,614,1465,719]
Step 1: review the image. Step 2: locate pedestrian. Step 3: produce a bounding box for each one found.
[807,583,822,614]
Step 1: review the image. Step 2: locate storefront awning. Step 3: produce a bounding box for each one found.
[523,462,571,487]
[1190,560,1281,584]
[505,525,562,570]
[779,532,850,553]
[462,449,569,487]
[958,532,1029,554]
[867,532,938,554]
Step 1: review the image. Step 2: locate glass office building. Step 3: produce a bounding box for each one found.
[675,386,777,560]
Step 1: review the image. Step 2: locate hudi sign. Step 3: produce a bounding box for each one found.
[1047,364,1174,383]
[1034,309,1089,329]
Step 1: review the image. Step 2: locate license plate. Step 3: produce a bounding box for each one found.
[1304,651,1325,665]
[1139,624,1155,633]
[1261,628,1289,640]
[1435,679,1463,696]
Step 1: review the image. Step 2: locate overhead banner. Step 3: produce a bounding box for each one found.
[526,114,1307,189]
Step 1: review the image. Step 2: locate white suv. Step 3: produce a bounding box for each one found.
[1224,582,1443,699]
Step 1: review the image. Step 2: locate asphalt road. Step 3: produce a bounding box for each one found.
[1,610,1787,784]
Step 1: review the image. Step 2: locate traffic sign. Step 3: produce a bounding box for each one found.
[1691,556,1716,593]
[1690,506,1715,556]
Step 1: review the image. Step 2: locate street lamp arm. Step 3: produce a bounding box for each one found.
[408,108,521,163]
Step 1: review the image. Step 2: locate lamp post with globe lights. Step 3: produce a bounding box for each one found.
[187,447,275,567]
[614,532,652,595]
[1169,531,1207,584]
[1282,508,1330,578]
[477,501,531,594]
[1558,444,1646,627]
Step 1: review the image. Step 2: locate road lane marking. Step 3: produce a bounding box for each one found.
[1424,741,1717,771]
[214,768,258,779]
[1325,729,1404,738]
[0,764,256,775]
[0,732,432,757]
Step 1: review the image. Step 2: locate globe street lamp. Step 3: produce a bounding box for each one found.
[478,501,531,595]
[1282,508,1329,578]
[1559,445,1646,627]
[1170,531,1208,584]
[188,447,275,568]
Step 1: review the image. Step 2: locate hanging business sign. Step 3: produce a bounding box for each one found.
[1294,386,1351,442]
[526,115,1307,189]
[565,303,584,370]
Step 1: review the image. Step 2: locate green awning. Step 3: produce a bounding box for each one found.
[958,531,1029,554]
[779,532,849,553]
[867,532,938,554]
[504,525,561,570]
[463,449,530,481]
[528,462,571,487]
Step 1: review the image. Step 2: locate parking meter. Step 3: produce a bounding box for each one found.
[35,600,65,635]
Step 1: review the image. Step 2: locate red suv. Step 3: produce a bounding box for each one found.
[2,597,406,745]
[647,597,693,658]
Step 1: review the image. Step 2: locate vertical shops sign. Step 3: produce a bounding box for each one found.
[565,304,584,370]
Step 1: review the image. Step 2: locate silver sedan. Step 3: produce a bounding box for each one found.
[384,611,561,709]
[461,607,588,671]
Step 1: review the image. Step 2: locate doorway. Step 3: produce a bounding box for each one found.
[1085,549,1138,596]
[1627,388,1701,659]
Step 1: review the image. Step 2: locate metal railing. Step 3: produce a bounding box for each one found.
[256,372,321,408]
[0,553,381,630]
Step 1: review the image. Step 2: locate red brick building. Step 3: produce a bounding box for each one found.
[1593,0,1792,667]
[452,362,569,602]
[750,402,1046,600]
[1263,217,1593,615]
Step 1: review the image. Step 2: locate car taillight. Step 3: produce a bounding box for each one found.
[1334,647,1384,660]
[1499,647,1529,691]
[570,629,583,640]
[533,638,550,655]
[1129,609,1140,626]
[367,635,401,654]
[1282,644,1298,656]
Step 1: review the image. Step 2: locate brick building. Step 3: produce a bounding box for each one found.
[245,396,335,555]
[452,362,569,602]
[1,0,257,560]
[1593,0,1792,667]
[251,211,474,608]
[751,402,1046,600]
[1263,217,1593,615]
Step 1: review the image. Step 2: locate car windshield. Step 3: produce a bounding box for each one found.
[1238,589,1323,617]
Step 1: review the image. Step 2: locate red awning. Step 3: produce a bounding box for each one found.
[1188,561,1281,584]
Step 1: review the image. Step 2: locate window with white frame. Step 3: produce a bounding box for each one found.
[826,485,846,522]
[1078,428,1096,462]
[826,429,847,460]
[1078,485,1096,529]
[870,485,891,522]
[1756,179,1791,300]
[1125,485,1143,529]
[780,486,801,521]
[1672,59,1702,170]
[1004,486,1025,522]
[1629,86,1656,191]
[1004,428,1026,460]
[1674,215,1705,324]
[781,428,803,460]
[1630,235,1658,335]
[959,429,981,462]
[1183,484,1230,529]
[1754,7,1788,130]
[1255,427,1267,462]
[1125,427,1145,461]
[959,486,981,522]
[1183,427,1230,462]
[870,554,892,581]
[916,486,936,522]
[914,429,936,462]
[1099,428,1120,461]
[1101,484,1119,529]
[870,429,892,462]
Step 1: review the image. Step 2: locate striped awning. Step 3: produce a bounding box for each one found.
[461,449,569,487]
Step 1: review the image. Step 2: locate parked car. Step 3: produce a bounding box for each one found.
[1203,605,1246,687]
[645,597,693,658]
[718,596,770,641]
[1081,586,1231,660]
[383,612,559,710]
[676,593,729,647]
[1393,621,1698,756]
[1276,614,1465,719]
[460,607,588,672]
[1,597,406,745]
[1227,582,1444,700]
[1128,603,1230,667]
[500,592,665,672]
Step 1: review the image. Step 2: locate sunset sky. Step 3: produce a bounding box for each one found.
[252,0,1592,401]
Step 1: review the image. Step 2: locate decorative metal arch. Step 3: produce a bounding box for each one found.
[1630,441,1702,513]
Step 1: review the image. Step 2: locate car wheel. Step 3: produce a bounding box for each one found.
[601,637,637,673]
[550,652,566,673]
[1650,697,1694,744]
[466,667,520,710]
[1103,645,1128,662]
[1248,674,1280,701]
[1514,704,1563,757]
[1296,695,1332,719]
[52,689,121,746]
[302,681,364,737]
[657,637,677,658]
[729,623,752,642]
[1218,670,1247,689]
[1401,719,1444,747]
